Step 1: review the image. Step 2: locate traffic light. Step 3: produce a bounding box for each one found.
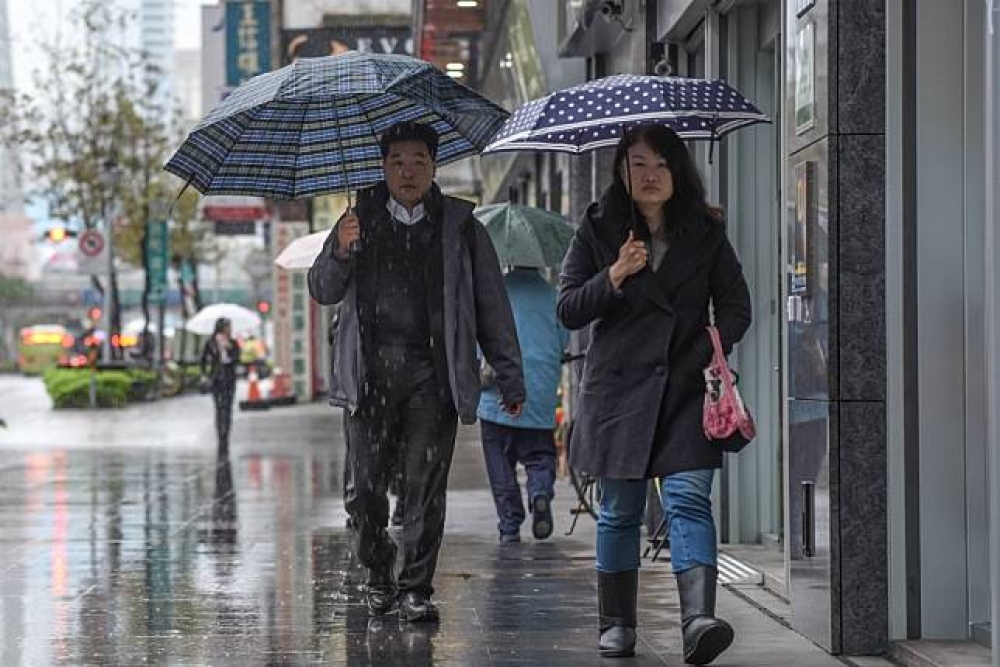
[42,227,79,242]
[257,300,271,315]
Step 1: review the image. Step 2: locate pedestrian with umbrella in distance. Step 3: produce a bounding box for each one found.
[200,317,241,455]
[473,203,574,544]
[309,120,525,622]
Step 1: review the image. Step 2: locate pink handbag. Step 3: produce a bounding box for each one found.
[702,326,756,452]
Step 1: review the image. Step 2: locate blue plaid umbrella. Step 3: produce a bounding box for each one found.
[482,74,770,154]
[164,52,510,199]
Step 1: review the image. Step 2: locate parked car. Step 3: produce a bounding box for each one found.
[17,325,73,375]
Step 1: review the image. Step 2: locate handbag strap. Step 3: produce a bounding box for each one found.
[707,325,738,396]
[707,325,726,368]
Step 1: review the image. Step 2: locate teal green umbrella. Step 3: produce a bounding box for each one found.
[474,203,575,269]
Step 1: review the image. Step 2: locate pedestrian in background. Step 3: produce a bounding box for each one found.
[558,123,752,663]
[200,317,241,454]
[478,266,568,543]
[308,121,525,622]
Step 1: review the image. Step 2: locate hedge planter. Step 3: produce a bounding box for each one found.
[43,368,160,409]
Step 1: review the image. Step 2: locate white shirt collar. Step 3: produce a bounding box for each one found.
[386,197,426,226]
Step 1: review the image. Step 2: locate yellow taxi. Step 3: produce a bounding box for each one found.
[17,325,74,375]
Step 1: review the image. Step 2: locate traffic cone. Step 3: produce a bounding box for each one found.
[269,368,285,398]
[247,371,261,401]
[239,370,270,411]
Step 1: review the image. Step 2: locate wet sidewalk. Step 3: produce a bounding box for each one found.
[0,377,848,666]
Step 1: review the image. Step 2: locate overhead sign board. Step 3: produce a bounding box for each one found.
[226,1,272,87]
[201,195,270,222]
[282,26,412,63]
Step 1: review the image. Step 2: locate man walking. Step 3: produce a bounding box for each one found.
[479,267,567,543]
[308,121,525,622]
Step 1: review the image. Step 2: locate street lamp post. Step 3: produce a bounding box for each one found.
[99,159,123,364]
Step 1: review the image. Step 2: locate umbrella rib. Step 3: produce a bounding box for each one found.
[354,95,389,191]
[202,109,256,195]
[517,209,546,266]
[293,99,310,199]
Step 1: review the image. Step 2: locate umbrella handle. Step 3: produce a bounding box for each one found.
[346,191,362,257]
[332,99,360,257]
[620,122,642,240]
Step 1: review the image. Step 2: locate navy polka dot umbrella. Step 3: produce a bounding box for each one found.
[482,74,770,155]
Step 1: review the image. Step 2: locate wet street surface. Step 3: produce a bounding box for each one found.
[0,376,845,666]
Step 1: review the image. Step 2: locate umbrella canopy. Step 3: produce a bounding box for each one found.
[272,205,576,271]
[165,52,510,199]
[185,304,262,336]
[482,74,770,154]
[123,318,175,337]
[274,230,328,271]
[474,203,574,269]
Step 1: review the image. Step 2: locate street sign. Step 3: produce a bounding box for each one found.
[79,229,105,257]
[226,1,271,87]
[145,221,170,304]
[77,229,107,275]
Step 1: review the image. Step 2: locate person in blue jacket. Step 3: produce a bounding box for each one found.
[479,267,569,543]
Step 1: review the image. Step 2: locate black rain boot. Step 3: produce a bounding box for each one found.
[597,570,638,658]
[676,566,734,665]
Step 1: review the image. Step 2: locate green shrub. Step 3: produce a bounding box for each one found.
[126,369,159,402]
[43,369,133,409]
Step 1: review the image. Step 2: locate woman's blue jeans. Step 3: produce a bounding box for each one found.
[596,469,717,574]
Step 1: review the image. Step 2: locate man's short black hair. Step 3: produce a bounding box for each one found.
[379,121,439,160]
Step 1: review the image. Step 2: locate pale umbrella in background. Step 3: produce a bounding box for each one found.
[184,303,261,336]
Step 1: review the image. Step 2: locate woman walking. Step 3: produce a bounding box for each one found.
[201,318,241,453]
[558,124,752,663]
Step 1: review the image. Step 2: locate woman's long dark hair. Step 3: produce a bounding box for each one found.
[213,318,231,336]
[607,123,711,238]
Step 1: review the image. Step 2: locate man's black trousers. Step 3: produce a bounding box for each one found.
[344,347,458,597]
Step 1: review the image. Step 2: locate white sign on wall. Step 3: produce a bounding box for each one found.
[272,222,313,402]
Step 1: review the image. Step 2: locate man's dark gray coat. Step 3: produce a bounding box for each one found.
[308,183,525,424]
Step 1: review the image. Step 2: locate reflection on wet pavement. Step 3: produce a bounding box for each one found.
[0,382,846,667]
[0,443,655,666]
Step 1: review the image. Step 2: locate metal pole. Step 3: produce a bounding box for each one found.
[102,200,113,364]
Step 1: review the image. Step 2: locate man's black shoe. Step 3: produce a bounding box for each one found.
[399,592,440,623]
[532,495,554,540]
[390,501,405,527]
[365,586,397,616]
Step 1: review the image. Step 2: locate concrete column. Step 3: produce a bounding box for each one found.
[784,0,888,654]
[987,11,1000,666]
